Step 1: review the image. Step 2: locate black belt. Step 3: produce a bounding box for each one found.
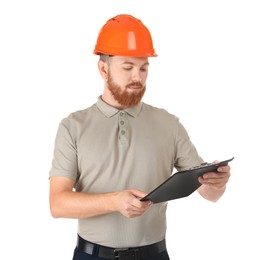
[76,235,166,260]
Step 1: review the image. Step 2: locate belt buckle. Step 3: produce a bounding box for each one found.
[114,248,139,260]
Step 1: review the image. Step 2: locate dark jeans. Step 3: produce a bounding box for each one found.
[72,247,170,260]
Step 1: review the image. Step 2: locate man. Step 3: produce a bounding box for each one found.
[49,14,231,260]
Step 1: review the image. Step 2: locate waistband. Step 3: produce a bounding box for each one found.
[76,235,166,260]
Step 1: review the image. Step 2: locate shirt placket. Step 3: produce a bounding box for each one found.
[118,111,128,145]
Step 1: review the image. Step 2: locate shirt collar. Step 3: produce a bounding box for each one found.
[97,96,142,118]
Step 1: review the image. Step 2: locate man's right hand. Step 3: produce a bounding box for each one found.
[113,189,152,218]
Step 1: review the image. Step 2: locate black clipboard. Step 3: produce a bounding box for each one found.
[140,157,234,204]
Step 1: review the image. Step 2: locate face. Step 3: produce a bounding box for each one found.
[105,56,149,108]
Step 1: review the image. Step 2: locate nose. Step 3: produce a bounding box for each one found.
[131,68,142,82]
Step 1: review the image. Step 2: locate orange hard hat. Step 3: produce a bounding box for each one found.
[93,14,157,57]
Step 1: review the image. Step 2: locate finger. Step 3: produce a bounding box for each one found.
[130,189,148,199]
[217,165,230,173]
[199,175,230,186]
[132,199,152,210]
[125,204,150,218]
[202,171,228,179]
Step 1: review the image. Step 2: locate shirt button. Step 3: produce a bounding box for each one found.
[121,130,126,135]
[120,112,124,116]
[120,120,124,125]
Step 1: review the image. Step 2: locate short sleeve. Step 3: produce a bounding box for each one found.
[174,119,203,171]
[49,119,78,181]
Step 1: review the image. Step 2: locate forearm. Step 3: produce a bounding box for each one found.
[197,184,226,202]
[49,176,151,219]
[50,190,118,219]
[197,165,231,202]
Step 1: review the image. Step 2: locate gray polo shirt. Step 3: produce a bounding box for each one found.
[49,96,203,247]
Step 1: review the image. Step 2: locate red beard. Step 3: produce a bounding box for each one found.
[107,72,146,108]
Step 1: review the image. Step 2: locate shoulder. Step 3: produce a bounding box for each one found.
[68,103,97,120]
[61,103,97,125]
[141,102,180,123]
[141,103,190,138]
[57,104,98,137]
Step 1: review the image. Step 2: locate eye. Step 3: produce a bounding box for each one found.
[123,67,132,71]
[140,67,148,72]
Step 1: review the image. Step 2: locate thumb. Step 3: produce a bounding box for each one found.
[130,189,147,199]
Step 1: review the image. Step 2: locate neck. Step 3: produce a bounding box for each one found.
[101,92,126,110]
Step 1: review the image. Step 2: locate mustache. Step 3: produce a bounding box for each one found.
[126,81,143,88]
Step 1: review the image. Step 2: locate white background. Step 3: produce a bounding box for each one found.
[0,0,268,259]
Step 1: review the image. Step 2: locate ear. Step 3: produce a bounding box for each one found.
[98,60,108,81]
